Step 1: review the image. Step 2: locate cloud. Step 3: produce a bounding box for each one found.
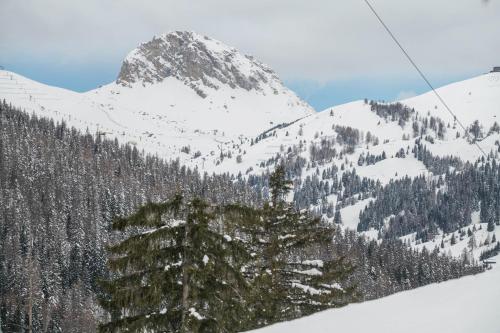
[0,0,499,83]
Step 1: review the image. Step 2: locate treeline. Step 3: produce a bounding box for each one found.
[293,169,379,213]
[369,101,413,127]
[333,230,482,300]
[368,100,447,139]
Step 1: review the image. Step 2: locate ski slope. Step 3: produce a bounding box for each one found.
[248,254,500,333]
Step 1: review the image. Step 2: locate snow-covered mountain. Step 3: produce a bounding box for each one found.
[1,31,500,333]
[0,31,313,168]
[1,33,500,228]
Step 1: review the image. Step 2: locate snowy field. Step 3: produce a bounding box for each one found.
[248,254,500,333]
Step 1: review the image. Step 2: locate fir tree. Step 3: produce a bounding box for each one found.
[98,195,249,333]
[334,210,342,224]
[248,165,354,327]
[487,219,495,232]
[450,234,457,245]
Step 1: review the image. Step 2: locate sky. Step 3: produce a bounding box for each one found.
[1,0,499,111]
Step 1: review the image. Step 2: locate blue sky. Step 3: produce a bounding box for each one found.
[1,0,498,111]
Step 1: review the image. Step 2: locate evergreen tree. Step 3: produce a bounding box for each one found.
[248,165,354,327]
[450,234,457,245]
[487,219,495,232]
[99,195,249,333]
[334,210,342,224]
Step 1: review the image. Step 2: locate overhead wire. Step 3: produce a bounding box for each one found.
[363,0,488,157]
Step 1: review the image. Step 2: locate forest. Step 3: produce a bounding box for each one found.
[0,101,483,332]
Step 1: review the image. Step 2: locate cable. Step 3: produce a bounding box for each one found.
[363,0,488,157]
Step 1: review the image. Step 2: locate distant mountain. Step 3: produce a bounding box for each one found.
[0,31,313,168]
[1,32,499,195]
[117,31,288,96]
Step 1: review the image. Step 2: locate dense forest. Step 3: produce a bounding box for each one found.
[0,101,483,332]
[0,101,263,332]
[358,146,500,241]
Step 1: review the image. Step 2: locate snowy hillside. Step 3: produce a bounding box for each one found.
[1,34,499,179]
[0,31,312,169]
[212,71,500,178]
[1,33,499,240]
[247,255,500,333]
[402,72,500,128]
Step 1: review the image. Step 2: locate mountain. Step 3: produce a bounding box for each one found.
[200,72,500,187]
[1,31,500,333]
[0,31,313,168]
[1,33,500,227]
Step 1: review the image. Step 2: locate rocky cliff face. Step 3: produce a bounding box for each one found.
[117,31,283,98]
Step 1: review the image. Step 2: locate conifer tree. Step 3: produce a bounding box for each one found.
[248,165,354,327]
[334,210,342,224]
[98,195,249,333]
[487,219,495,232]
[451,233,457,245]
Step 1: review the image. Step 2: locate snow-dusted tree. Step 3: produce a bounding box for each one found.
[99,195,249,333]
[334,210,342,224]
[469,120,482,141]
[248,165,354,326]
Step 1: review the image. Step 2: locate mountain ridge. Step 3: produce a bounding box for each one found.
[116,31,288,99]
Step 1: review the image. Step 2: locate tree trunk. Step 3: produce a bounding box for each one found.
[27,256,33,333]
[180,220,191,332]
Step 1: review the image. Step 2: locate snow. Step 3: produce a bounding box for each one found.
[338,198,373,231]
[406,212,500,262]
[300,260,324,268]
[188,307,205,320]
[401,72,500,128]
[291,283,326,296]
[202,255,209,265]
[356,157,427,185]
[293,268,322,276]
[248,254,500,333]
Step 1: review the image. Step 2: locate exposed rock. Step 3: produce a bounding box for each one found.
[117,31,282,98]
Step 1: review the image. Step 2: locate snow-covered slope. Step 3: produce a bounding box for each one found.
[402,72,500,127]
[2,47,500,251]
[0,31,312,169]
[208,72,500,180]
[248,254,500,333]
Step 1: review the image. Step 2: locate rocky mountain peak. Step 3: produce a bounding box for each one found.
[116,31,283,97]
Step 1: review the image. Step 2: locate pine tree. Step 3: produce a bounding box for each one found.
[248,165,354,327]
[98,195,249,333]
[334,210,342,224]
[450,233,457,245]
[487,219,495,232]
